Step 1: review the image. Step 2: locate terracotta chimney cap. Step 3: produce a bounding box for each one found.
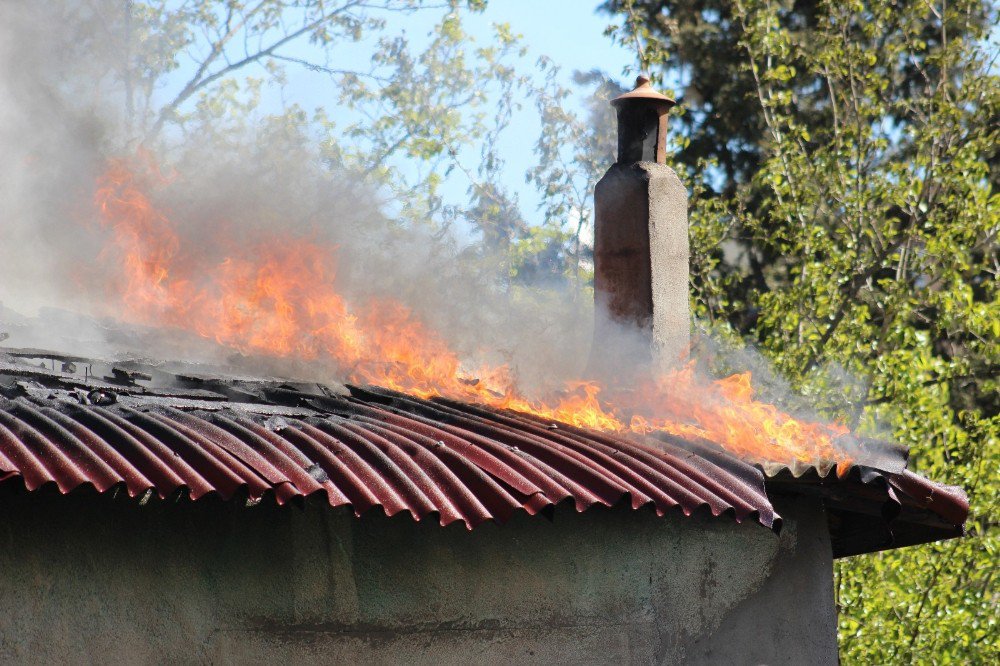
[611,75,676,108]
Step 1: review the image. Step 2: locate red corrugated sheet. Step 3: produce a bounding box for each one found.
[0,351,969,555]
[0,389,779,530]
[885,469,970,527]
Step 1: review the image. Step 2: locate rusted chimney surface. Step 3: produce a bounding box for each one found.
[590,76,689,377]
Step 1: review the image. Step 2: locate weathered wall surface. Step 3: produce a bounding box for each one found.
[0,485,836,665]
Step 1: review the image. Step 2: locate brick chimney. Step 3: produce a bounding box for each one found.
[589,76,689,378]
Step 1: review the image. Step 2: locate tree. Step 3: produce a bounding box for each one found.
[3,1,581,283]
[117,0,599,283]
[2,0,617,387]
[604,0,998,662]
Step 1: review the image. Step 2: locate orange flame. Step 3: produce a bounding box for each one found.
[93,154,852,472]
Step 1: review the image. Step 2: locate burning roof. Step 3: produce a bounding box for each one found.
[0,81,968,559]
[89,153,870,474]
[0,347,967,557]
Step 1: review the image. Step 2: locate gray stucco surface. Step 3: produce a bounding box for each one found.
[0,486,836,665]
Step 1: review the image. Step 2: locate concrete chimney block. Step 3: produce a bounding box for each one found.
[591,161,689,378]
[588,75,687,381]
[647,163,691,361]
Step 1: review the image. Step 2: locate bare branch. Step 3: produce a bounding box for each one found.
[146,1,364,140]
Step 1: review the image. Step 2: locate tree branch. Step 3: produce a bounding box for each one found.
[146,0,363,140]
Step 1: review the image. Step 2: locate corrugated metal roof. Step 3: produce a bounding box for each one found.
[0,349,969,554]
[0,388,779,530]
[883,468,970,527]
[764,465,968,557]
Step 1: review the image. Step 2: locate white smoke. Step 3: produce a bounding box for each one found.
[0,0,593,394]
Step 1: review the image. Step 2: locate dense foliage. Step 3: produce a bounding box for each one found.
[604,0,997,661]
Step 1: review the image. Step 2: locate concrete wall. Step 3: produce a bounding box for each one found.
[0,485,837,665]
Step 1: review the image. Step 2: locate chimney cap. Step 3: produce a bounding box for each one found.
[610,75,676,108]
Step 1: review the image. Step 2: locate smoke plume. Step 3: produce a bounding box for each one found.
[0,1,592,393]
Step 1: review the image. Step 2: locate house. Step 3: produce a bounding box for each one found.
[0,77,967,665]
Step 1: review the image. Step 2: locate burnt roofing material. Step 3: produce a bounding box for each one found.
[0,348,968,556]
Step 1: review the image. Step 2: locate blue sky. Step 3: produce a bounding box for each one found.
[443,1,636,219]
[469,1,633,77]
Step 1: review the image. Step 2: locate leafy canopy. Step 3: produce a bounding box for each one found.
[604,0,998,662]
